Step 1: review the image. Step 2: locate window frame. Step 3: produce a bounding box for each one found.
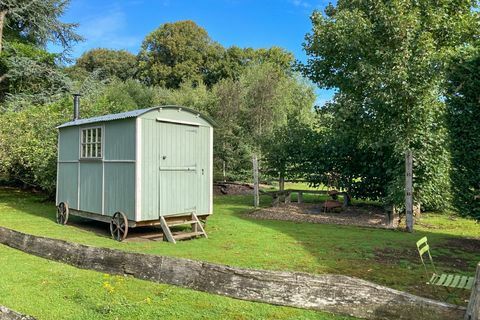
[79,126,104,160]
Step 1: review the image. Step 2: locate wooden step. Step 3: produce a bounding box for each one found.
[173,231,204,241]
[160,213,208,244]
[167,220,197,227]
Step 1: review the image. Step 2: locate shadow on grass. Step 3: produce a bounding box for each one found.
[0,187,169,242]
[229,194,479,304]
[1,187,478,305]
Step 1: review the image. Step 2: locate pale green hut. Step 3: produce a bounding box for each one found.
[56,100,214,243]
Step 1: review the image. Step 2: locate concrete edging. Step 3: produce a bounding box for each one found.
[0,306,35,320]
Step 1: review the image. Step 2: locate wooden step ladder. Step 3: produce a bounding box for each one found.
[159,212,207,244]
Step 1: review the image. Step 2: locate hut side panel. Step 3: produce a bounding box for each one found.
[57,127,79,208]
[58,127,79,161]
[57,163,78,209]
[79,162,102,213]
[103,119,136,218]
[104,163,135,219]
[104,119,136,161]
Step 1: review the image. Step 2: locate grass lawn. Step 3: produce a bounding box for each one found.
[0,187,479,318]
[0,244,350,320]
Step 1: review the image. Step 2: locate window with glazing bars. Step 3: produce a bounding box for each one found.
[81,127,102,159]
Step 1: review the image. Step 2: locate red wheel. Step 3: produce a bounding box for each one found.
[56,202,69,225]
[110,211,128,241]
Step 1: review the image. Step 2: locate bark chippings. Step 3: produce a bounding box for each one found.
[0,226,467,320]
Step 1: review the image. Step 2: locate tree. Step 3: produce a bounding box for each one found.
[0,99,70,195]
[302,0,479,211]
[75,48,138,81]
[446,48,480,220]
[262,117,316,191]
[211,63,315,181]
[211,46,295,83]
[0,0,80,102]
[0,41,70,107]
[0,0,81,54]
[0,78,157,195]
[153,81,213,114]
[137,21,297,89]
[137,20,223,88]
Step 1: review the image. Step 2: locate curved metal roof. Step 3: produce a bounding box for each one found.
[57,105,216,128]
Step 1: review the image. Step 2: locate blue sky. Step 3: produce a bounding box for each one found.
[57,0,335,104]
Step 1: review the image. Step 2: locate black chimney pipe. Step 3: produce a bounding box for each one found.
[73,93,81,121]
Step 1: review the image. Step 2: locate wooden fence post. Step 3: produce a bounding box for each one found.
[253,154,259,208]
[465,262,480,320]
[385,205,399,228]
[405,150,414,232]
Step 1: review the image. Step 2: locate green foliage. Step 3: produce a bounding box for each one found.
[154,81,214,113]
[137,20,296,89]
[0,0,81,103]
[0,0,82,49]
[262,117,316,184]
[302,0,479,210]
[211,63,315,181]
[137,20,223,88]
[91,79,156,114]
[0,99,71,195]
[213,46,294,82]
[0,79,156,195]
[446,48,480,220]
[75,48,138,81]
[0,41,70,106]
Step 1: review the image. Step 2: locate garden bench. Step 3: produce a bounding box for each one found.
[416,236,474,290]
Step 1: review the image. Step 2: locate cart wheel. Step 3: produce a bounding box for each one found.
[110,211,128,242]
[56,202,69,225]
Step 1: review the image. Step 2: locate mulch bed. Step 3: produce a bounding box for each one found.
[248,202,391,229]
[214,183,254,196]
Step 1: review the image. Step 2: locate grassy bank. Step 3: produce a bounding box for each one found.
[0,187,478,318]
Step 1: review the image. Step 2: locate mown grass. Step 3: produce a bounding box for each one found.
[0,187,479,318]
[0,244,349,320]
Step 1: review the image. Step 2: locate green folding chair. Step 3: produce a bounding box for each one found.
[416,236,474,290]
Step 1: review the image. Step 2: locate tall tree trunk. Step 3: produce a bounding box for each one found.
[252,154,259,207]
[405,150,414,232]
[0,10,6,85]
[222,160,226,182]
[0,10,6,53]
[279,172,285,192]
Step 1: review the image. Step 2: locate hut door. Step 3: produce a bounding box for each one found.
[158,121,199,215]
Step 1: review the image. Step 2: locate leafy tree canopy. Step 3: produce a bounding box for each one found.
[0,0,81,103]
[137,20,296,89]
[0,0,82,53]
[302,0,479,210]
[446,47,480,220]
[137,20,223,88]
[75,48,138,81]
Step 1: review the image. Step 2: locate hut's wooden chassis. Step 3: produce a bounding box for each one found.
[66,208,209,228]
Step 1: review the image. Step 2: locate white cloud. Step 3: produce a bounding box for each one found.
[72,5,142,57]
[290,0,311,8]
